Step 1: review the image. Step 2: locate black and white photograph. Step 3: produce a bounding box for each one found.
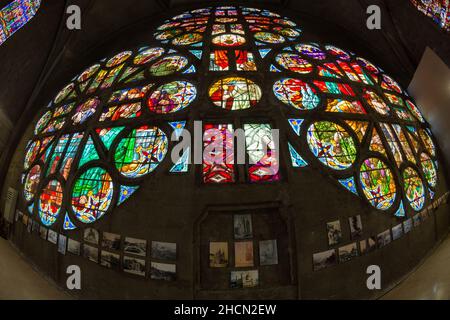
[58,234,67,255]
[313,249,337,271]
[359,239,367,255]
[100,251,120,269]
[47,229,58,244]
[348,215,363,240]
[124,237,147,257]
[259,239,278,266]
[83,244,99,263]
[377,230,392,248]
[403,218,413,234]
[338,242,358,263]
[392,223,404,240]
[39,226,48,240]
[123,256,146,277]
[84,228,99,245]
[233,214,253,240]
[67,239,81,256]
[230,270,259,289]
[151,241,177,261]
[101,232,121,251]
[367,236,377,253]
[326,220,342,246]
[209,242,228,268]
[150,262,176,281]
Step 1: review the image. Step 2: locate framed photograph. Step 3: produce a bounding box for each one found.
[83,244,99,263]
[338,242,358,263]
[151,241,177,261]
[359,239,367,255]
[403,218,413,234]
[47,229,58,244]
[348,215,363,240]
[413,214,421,227]
[58,234,67,255]
[377,229,392,248]
[367,236,377,253]
[101,232,121,251]
[150,262,176,281]
[230,270,259,289]
[39,226,48,240]
[326,220,342,246]
[124,237,147,257]
[209,242,228,268]
[259,239,278,266]
[123,256,146,276]
[84,228,99,245]
[32,220,40,233]
[67,238,81,255]
[392,224,403,240]
[234,241,254,267]
[313,249,337,271]
[233,214,253,240]
[100,251,120,269]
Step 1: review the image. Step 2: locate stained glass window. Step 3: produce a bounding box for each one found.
[38,180,63,226]
[24,164,41,202]
[360,158,396,210]
[148,81,197,114]
[402,167,425,211]
[273,78,320,110]
[0,0,41,45]
[209,50,229,71]
[275,52,313,74]
[410,0,450,31]
[212,34,246,46]
[149,55,188,76]
[420,153,437,187]
[209,77,262,110]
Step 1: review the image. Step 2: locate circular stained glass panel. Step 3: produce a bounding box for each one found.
[403,167,425,211]
[325,45,351,60]
[172,33,203,45]
[148,81,197,114]
[54,83,75,104]
[307,121,357,170]
[275,53,313,74]
[39,180,63,226]
[106,51,132,68]
[254,32,285,44]
[34,110,52,135]
[24,165,41,202]
[359,158,396,210]
[72,97,100,125]
[77,64,100,82]
[133,47,164,65]
[114,126,168,179]
[273,27,300,37]
[155,29,183,40]
[273,78,320,110]
[149,55,188,76]
[209,77,262,110]
[420,153,437,188]
[212,34,246,46]
[71,167,114,224]
[295,44,326,60]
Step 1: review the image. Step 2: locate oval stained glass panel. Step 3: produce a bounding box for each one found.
[212,34,246,47]
[254,32,285,44]
[148,81,197,114]
[106,51,132,68]
[209,77,262,110]
[34,110,52,135]
[403,167,425,211]
[149,55,188,76]
[275,53,313,74]
[133,47,164,65]
[295,44,326,60]
[273,78,320,110]
[72,97,100,125]
[172,33,203,45]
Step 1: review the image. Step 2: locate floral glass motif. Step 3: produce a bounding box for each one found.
[360,158,396,210]
[403,167,425,211]
[307,121,357,170]
[209,77,262,110]
[71,167,114,224]
[114,126,168,179]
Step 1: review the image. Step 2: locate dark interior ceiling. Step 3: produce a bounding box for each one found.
[0,0,449,183]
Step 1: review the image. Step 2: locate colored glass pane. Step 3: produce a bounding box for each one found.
[254,32,285,43]
[403,167,425,211]
[419,129,436,157]
[420,153,437,188]
[325,99,366,114]
[212,34,246,46]
[172,33,203,45]
[148,81,197,114]
[24,164,41,202]
[106,51,132,68]
[273,78,320,110]
[295,44,326,60]
[72,97,100,125]
[405,100,425,123]
[149,55,188,76]
[209,77,262,110]
[38,180,63,226]
[363,89,390,115]
[0,0,41,45]
[209,50,229,71]
[275,52,313,74]
[24,140,40,170]
[34,110,52,135]
[235,50,257,71]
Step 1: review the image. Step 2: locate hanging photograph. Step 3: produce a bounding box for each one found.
[151,241,177,261]
[123,256,146,276]
[58,234,67,255]
[124,237,147,256]
[403,218,413,234]
[68,238,81,255]
[326,220,342,246]
[348,215,363,240]
[313,249,337,271]
[83,244,99,263]
[230,270,259,289]
[100,251,120,269]
[209,242,228,267]
[47,229,58,244]
[259,239,278,266]
[102,232,121,251]
[233,214,253,240]
[84,228,99,245]
[367,236,377,253]
[392,224,404,240]
[150,262,176,281]
[338,242,358,263]
[235,241,254,267]
[377,229,392,248]
[38,225,47,239]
